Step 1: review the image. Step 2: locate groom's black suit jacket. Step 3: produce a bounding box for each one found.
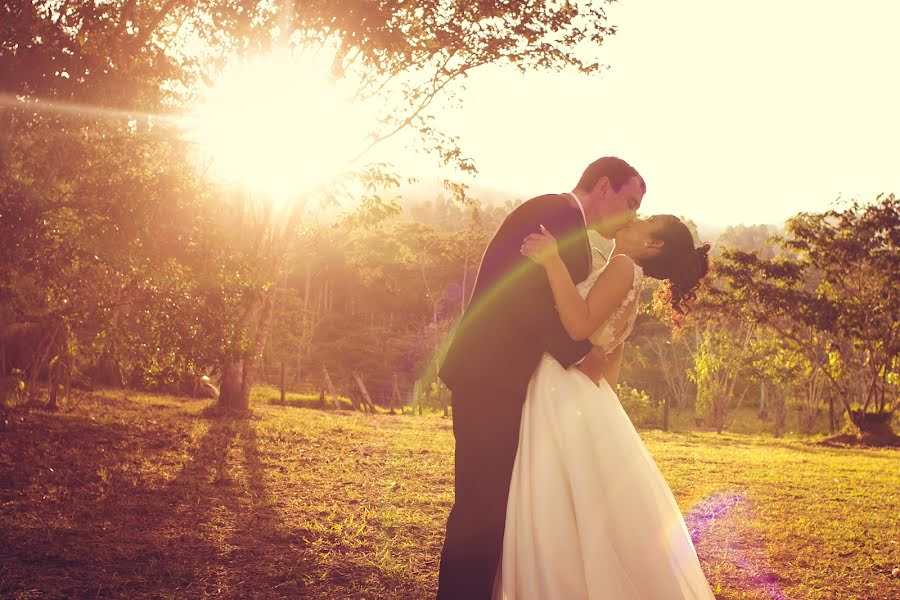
[439,193,594,400]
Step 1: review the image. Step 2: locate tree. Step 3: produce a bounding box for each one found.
[205,0,620,409]
[689,322,755,433]
[746,327,828,435]
[713,195,899,436]
[0,116,250,399]
[2,2,266,402]
[3,2,621,410]
[714,224,781,258]
[640,323,698,411]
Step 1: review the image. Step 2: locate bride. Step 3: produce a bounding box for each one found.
[494,214,715,599]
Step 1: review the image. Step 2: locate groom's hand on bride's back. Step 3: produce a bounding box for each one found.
[575,347,610,384]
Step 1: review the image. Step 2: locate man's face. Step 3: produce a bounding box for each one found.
[589,175,645,238]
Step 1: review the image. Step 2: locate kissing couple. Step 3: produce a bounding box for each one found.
[437,157,716,599]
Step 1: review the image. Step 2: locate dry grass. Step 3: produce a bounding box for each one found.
[1,392,898,599]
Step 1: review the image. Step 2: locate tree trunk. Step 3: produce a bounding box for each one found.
[218,284,279,410]
[218,287,264,409]
[714,388,725,434]
[64,358,72,408]
[47,360,57,410]
[239,285,278,406]
[420,262,439,324]
[829,395,835,434]
[28,323,60,404]
[434,379,449,417]
[280,362,286,405]
[219,359,246,409]
[296,345,303,385]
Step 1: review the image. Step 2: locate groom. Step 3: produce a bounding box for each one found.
[436,157,646,599]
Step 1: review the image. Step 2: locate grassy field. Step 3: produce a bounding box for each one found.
[250,382,897,439]
[1,392,898,599]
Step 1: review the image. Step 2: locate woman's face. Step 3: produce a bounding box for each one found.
[614,215,669,255]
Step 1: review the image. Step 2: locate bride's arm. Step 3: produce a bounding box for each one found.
[521,227,634,341]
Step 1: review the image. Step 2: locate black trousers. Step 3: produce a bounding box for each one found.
[436,387,524,600]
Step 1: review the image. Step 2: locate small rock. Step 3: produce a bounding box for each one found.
[892,567,900,578]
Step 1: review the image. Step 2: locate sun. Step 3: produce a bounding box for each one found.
[184,48,371,201]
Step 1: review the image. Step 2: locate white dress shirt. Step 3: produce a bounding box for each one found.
[563,192,591,366]
[565,192,587,227]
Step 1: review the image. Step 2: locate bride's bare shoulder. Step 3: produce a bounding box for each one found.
[585,254,635,299]
[602,254,636,281]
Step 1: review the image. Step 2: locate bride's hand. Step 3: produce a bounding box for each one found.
[520,225,561,266]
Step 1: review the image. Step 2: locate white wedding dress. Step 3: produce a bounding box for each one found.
[494,258,715,600]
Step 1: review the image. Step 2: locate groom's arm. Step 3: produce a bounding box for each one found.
[513,282,593,368]
[507,199,592,369]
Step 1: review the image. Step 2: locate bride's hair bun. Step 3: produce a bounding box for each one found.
[642,216,712,326]
[666,242,710,325]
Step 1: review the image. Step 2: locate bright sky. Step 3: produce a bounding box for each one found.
[428,0,900,227]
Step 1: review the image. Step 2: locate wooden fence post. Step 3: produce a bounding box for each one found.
[662,397,670,432]
[389,373,400,415]
[323,366,341,410]
[412,379,421,416]
[348,389,363,412]
[438,380,449,417]
[352,372,377,413]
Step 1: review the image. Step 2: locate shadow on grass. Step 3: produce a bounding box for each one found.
[655,431,841,456]
[0,404,318,598]
[818,431,900,449]
[0,400,428,599]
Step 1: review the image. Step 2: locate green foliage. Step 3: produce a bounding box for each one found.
[616,383,658,428]
[258,204,495,408]
[712,196,899,433]
[688,324,755,433]
[714,223,782,258]
[0,114,257,389]
[3,0,618,408]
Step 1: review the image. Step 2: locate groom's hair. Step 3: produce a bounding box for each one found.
[576,157,645,194]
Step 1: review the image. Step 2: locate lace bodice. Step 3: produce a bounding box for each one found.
[575,257,644,352]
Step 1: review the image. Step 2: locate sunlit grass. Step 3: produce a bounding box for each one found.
[1,391,897,599]
[248,384,351,410]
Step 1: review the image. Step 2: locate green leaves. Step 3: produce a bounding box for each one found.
[711,196,900,428]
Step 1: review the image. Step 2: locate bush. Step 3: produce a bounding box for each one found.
[616,383,659,428]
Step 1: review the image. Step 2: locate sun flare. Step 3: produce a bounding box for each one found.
[185,48,371,200]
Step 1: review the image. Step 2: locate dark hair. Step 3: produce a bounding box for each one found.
[576,156,646,195]
[641,216,711,325]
